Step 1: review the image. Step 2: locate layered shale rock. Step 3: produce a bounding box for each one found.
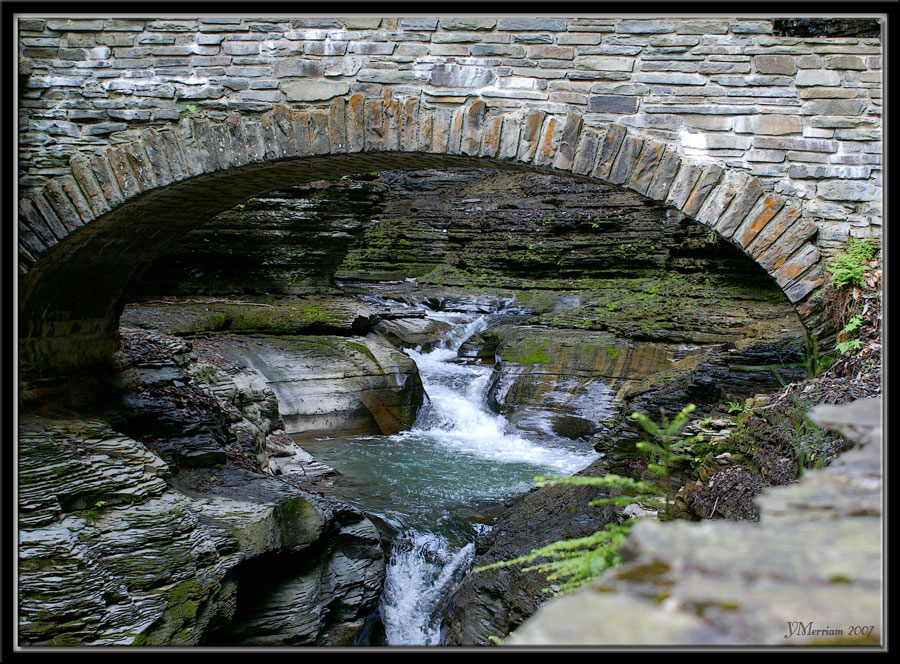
[18,327,388,646]
[17,420,385,646]
[121,295,426,441]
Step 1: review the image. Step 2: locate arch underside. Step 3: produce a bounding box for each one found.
[18,98,829,379]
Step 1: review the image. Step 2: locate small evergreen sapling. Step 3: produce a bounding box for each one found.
[474,404,703,600]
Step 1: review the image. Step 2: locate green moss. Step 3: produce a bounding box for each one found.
[692,600,740,616]
[615,560,672,583]
[502,338,552,364]
[346,341,385,375]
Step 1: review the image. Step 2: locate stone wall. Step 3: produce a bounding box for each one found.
[19,15,883,243]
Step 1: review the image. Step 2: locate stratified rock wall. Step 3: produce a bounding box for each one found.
[18,328,387,647]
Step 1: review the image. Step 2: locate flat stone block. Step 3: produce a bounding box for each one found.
[497,18,567,32]
[577,56,634,72]
[616,20,675,34]
[587,95,639,113]
[796,69,842,86]
[818,181,880,202]
[754,55,798,75]
[282,81,349,102]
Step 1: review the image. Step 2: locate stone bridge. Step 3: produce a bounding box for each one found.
[17,15,884,380]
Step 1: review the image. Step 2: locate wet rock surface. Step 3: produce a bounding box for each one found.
[18,328,387,647]
[443,457,618,645]
[507,398,883,646]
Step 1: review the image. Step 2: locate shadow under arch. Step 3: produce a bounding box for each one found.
[18,98,828,380]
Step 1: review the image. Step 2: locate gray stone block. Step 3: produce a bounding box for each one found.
[615,20,675,34]
[817,181,880,202]
[587,95,639,113]
[281,80,350,102]
[497,18,567,32]
[796,69,841,86]
[430,64,496,88]
[398,18,438,31]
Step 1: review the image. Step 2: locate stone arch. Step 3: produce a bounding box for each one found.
[17,95,827,380]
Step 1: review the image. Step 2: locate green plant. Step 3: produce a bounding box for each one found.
[630,404,702,521]
[725,401,746,414]
[836,314,865,355]
[782,395,826,474]
[184,104,198,115]
[801,332,835,378]
[474,519,637,596]
[826,238,879,290]
[474,404,702,595]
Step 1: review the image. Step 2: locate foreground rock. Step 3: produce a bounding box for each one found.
[507,398,883,646]
[443,458,617,645]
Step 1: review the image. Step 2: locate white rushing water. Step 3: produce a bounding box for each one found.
[374,304,598,645]
[382,531,475,645]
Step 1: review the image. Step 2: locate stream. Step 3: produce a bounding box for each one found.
[298,298,600,645]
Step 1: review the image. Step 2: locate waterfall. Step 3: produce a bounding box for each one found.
[372,305,596,645]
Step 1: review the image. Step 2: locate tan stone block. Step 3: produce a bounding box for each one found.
[553,113,583,171]
[69,152,111,217]
[309,109,330,155]
[755,215,817,274]
[291,110,311,157]
[592,123,626,180]
[398,97,418,152]
[745,201,799,257]
[480,115,502,158]
[626,140,665,195]
[225,113,250,169]
[681,164,723,218]
[571,126,602,175]
[773,243,820,288]
[461,99,487,156]
[665,161,702,209]
[417,107,434,153]
[645,148,681,201]
[715,176,764,239]
[517,110,546,162]
[329,98,347,153]
[448,105,466,154]
[106,146,142,199]
[87,152,125,208]
[734,194,785,249]
[534,115,561,167]
[346,93,365,153]
[364,98,386,152]
[784,264,827,303]
[430,107,451,153]
[498,115,521,159]
[754,54,797,75]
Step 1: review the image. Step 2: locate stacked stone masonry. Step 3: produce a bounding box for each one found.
[17,15,883,376]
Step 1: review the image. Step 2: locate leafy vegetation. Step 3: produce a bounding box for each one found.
[475,404,702,597]
[801,332,835,378]
[836,315,865,355]
[825,238,880,290]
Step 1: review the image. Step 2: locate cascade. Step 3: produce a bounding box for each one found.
[299,298,599,645]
